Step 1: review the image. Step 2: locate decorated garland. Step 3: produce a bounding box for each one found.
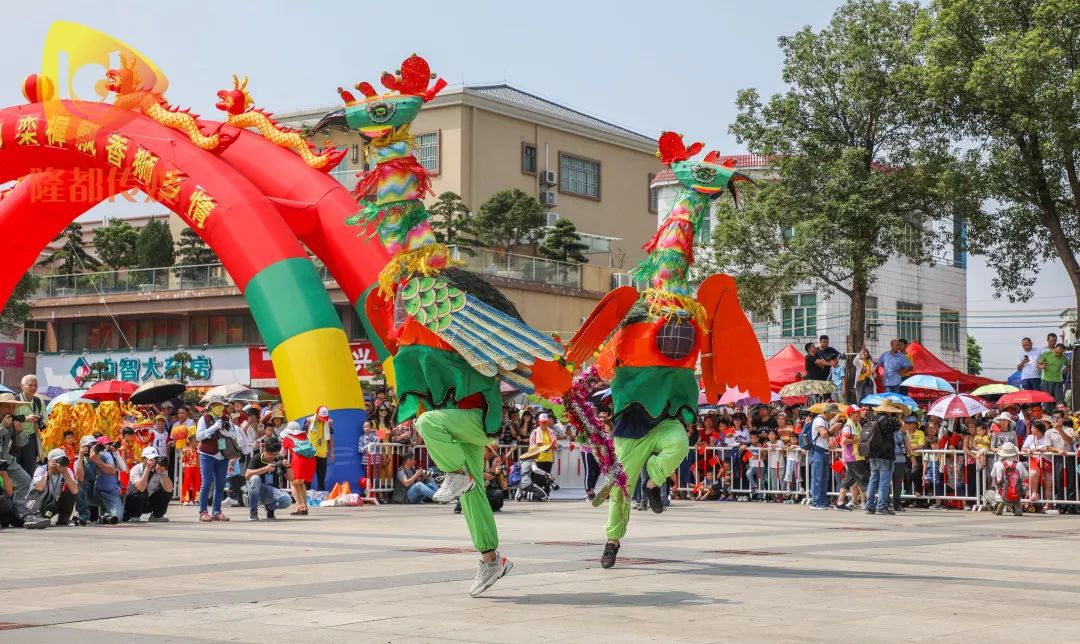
[554,366,628,495]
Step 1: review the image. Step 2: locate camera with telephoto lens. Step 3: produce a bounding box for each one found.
[53,455,70,468]
[92,442,106,454]
[155,456,169,467]
[0,459,9,472]
[10,414,25,423]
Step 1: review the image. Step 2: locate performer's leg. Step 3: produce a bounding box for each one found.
[642,420,691,488]
[605,435,651,542]
[415,409,498,553]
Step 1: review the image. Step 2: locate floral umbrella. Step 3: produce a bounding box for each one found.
[778,379,836,396]
[928,394,988,419]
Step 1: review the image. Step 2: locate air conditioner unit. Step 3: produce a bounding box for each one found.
[540,191,557,207]
[546,211,561,227]
[540,170,557,186]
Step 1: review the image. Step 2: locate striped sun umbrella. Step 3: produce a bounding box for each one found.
[928,394,988,419]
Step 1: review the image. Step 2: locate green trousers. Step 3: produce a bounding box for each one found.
[414,408,498,553]
[606,419,689,541]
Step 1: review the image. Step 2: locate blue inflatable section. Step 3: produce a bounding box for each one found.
[301,408,366,489]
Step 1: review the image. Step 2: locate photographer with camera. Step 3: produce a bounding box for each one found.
[393,454,439,504]
[195,396,240,522]
[23,448,77,528]
[13,376,46,476]
[244,436,295,520]
[74,435,125,525]
[123,447,174,523]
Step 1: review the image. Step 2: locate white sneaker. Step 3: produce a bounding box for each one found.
[433,472,475,504]
[469,552,513,597]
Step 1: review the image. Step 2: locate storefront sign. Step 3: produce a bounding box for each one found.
[248,341,376,388]
[36,347,251,390]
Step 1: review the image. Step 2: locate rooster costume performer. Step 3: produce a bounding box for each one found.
[566,132,771,569]
[312,55,569,597]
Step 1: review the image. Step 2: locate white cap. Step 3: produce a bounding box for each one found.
[538,413,551,422]
[141,447,160,459]
[47,448,67,461]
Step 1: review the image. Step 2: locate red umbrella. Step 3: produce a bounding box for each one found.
[83,380,138,402]
[998,390,1056,406]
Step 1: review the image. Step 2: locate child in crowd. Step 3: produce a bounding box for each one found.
[746,433,764,498]
[783,434,801,501]
[765,429,782,498]
[180,438,200,506]
[973,422,992,471]
[61,431,78,472]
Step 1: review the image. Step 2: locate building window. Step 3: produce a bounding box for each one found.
[648,173,659,214]
[749,311,768,342]
[901,218,923,257]
[940,309,960,351]
[559,153,600,199]
[416,131,439,174]
[190,314,258,347]
[23,321,46,354]
[522,143,537,175]
[897,301,923,344]
[781,293,817,338]
[865,295,879,342]
[952,217,967,269]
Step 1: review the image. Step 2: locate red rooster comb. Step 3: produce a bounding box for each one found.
[379,53,448,102]
[656,131,704,166]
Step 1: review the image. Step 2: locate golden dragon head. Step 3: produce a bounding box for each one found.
[105,51,141,95]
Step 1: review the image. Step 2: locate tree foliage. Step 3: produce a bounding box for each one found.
[966,334,982,376]
[93,220,139,269]
[0,274,39,337]
[38,222,101,275]
[175,228,217,266]
[715,0,980,354]
[164,351,199,384]
[472,188,546,254]
[135,219,175,269]
[428,191,477,247]
[539,217,589,264]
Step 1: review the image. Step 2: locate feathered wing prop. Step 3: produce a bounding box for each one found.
[697,273,771,403]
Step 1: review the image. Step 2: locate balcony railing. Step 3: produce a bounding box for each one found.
[33,260,335,299]
[447,246,582,290]
[33,247,583,300]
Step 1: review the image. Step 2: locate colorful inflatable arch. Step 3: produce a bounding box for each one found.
[0,22,393,485]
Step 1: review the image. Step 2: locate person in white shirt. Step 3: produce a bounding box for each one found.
[123,447,174,522]
[1017,337,1044,391]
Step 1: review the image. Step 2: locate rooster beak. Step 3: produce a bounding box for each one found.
[312,108,347,134]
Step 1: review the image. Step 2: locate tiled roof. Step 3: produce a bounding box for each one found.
[464,85,655,145]
[650,154,779,187]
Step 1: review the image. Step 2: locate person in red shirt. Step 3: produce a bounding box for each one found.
[280,421,315,516]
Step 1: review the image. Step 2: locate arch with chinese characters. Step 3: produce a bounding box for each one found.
[0,99,386,486]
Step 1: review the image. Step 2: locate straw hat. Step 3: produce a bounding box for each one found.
[873,402,908,415]
[0,393,28,413]
[993,412,1014,427]
[519,444,552,461]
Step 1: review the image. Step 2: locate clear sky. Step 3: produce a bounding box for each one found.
[0,1,1068,379]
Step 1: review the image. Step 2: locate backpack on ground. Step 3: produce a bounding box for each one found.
[1001,461,1024,504]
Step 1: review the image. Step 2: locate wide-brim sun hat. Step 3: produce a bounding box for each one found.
[873,402,908,415]
[997,442,1019,458]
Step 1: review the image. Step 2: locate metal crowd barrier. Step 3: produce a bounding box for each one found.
[677,445,1080,510]
[363,442,531,501]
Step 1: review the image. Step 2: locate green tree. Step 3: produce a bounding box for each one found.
[472,188,546,254]
[164,351,199,384]
[135,219,174,269]
[93,220,139,269]
[716,0,979,360]
[966,334,982,376]
[0,274,40,337]
[539,217,589,264]
[174,228,218,282]
[428,191,477,247]
[38,222,101,282]
[921,0,1080,403]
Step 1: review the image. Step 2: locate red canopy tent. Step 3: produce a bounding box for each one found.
[765,344,805,391]
[896,341,998,393]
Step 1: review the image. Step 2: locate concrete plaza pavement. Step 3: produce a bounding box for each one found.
[1,499,1078,643]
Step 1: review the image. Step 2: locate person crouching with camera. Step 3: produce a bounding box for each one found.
[123,447,174,523]
[244,436,295,520]
[75,435,125,525]
[23,448,78,528]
